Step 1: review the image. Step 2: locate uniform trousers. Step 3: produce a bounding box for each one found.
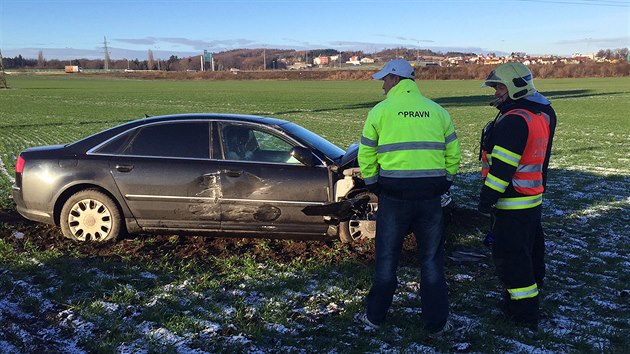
[492,205,542,327]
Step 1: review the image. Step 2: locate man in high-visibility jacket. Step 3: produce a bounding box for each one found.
[479,62,557,331]
[356,59,461,335]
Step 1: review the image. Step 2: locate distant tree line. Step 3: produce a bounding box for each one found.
[413,62,630,80]
[2,48,628,79]
[1,54,182,71]
[0,47,469,71]
[596,48,629,60]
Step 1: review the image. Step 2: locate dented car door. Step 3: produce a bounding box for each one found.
[107,121,221,230]
[217,123,330,235]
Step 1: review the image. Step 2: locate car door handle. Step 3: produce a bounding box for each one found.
[224,169,243,177]
[116,164,134,172]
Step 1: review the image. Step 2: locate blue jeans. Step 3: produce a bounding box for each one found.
[366,194,449,332]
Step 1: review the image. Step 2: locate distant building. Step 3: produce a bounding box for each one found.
[415,61,440,67]
[288,62,309,70]
[313,55,329,66]
[345,55,361,65]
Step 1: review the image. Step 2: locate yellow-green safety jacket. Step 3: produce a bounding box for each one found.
[358,79,461,199]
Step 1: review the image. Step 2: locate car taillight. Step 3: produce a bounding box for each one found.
[15,155,25,173]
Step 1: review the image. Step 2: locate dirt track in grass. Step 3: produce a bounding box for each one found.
[0,205,489,265]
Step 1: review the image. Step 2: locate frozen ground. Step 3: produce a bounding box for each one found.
[1,168,628,353]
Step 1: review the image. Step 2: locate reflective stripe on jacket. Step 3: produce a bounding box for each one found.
[358,79,461,186]
[507,283,539,300]
[506,109,550,195]
[485,108,550,210]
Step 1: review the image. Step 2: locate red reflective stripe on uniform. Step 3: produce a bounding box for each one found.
[507,109,550,195]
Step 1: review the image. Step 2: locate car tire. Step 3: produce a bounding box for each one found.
[338,191,378,243]
[60,189,121,242]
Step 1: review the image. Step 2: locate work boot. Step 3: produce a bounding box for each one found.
[354,313,380,330]
[428,318,454,338]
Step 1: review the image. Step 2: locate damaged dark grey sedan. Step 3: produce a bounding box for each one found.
[12,114,379,243]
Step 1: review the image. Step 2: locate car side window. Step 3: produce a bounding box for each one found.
[93,131,134,155]
[221,124,300,164]
[121,122,210,158]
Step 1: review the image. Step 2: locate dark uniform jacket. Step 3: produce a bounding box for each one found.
[479,98,557,210]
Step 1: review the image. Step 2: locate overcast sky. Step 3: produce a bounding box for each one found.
[1,0,628,60]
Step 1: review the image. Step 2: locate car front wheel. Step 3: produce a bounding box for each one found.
[338,191,378,243]
[60,189,121,242]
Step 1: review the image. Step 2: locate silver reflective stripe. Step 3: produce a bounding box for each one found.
[377,141,445,153]
[445,132,458,144]
[492,148,520,165]
[517,164,543,173]
[513,179,543,188]
[542,112,550,124]
[361,136,378,147]
[380,169,446,178]
[511,109,533,122]
[509,288,538,299]
[364,175,379,184]
[496,195,542,208]
[486,178,507,192]
[446,173,455,182]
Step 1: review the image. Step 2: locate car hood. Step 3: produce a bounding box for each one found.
[339,142,359,169]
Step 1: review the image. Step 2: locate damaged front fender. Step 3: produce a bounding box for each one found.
[301,195,370,222]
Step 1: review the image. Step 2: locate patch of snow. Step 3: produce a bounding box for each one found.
[139,271,158,279]
[0,340,22,354]
[454,274,474,281]
[95,300,120,314]
[225,334,252,346]
[57,309,96,337]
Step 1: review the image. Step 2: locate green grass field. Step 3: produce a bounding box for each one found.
[1,75,629,205]
[0,75,629,352]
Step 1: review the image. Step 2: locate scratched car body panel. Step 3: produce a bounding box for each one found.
[12,114,374,242]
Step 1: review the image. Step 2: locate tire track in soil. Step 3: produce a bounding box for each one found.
[0,206,488,265]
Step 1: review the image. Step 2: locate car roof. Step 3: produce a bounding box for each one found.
[72,113,294,150]
[63,112,346,165]
[138,113,290,127]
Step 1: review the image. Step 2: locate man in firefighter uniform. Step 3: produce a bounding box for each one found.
[356,59,461,335]
[479,62,557,330]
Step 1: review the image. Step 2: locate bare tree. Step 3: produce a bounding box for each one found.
[0,49,8,89]
[37,50,45,68]
[148,49,154,70]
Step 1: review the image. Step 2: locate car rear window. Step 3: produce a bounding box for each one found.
[95,121,210,159]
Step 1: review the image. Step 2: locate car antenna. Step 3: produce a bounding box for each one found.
[144,114,151,118]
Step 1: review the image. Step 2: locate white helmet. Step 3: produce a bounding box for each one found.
[481,62,536,100]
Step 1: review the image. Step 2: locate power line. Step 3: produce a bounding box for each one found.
[515,0,628,7]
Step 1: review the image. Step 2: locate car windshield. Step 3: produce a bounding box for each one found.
[281,122,345,161]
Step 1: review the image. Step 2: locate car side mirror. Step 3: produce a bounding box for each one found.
[291,146,318,167]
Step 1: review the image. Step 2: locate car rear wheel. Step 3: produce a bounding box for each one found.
[60,189,121,242]
[338,191,378,243]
